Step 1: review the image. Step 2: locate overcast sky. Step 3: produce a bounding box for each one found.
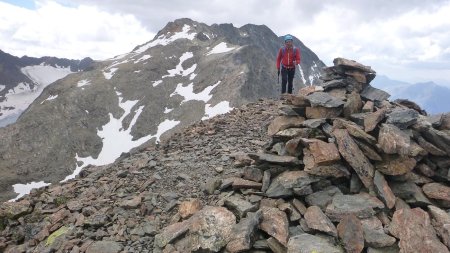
[1,0,450,86]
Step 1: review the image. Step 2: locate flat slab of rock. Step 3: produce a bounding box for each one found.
[386,108,419,129]
[423,183,450,207]
[268,116,305,136]
[361,85,390,102]
[248,152,301,166]
[333,57,374,73]
[304,206,337,237]
[325,193,385,222]
[337,214,364,253]
[333,128,375,189]
[259,206,289,246]
[306,106,342,119]
[375,155,416,176]
[224,195,258,219]
[390,181,431,207]
[306,92,345,108]
[303,138,341,166]
[373,171,396,209]
[389,207,449,253]
[154,219,191,248]
[287,234,344,253]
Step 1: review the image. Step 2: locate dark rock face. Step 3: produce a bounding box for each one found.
[0,18,326,201]
[1,58,450,253]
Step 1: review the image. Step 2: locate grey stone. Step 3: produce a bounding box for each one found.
[287,234,344,253]
[306,92,345,108]
[305,186,342,210]
[86,241,123,253]
[325,193,385,222]
[361,85,390,101]
[224,195,258,219]
[386,109,419,129]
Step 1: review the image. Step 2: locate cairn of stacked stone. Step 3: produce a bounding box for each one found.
[151,58,450,253]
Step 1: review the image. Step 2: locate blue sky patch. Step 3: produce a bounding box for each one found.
[1,0,36,9]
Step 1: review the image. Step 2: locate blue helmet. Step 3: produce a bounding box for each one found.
[284,34,293,42]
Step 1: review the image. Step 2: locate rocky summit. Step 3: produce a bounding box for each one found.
[1,58,450,253]
[0,18,325,201]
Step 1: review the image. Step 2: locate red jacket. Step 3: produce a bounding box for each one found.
[276,46,301,69]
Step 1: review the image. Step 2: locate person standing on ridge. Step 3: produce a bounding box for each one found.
[276,34,301,94]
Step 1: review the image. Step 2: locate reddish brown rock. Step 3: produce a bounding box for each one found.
[378,124,411,155]
[423,183,450,208]
[337,215,364,253]
[362,101,374,112]
[306,106,342,119]
[428,205,450,249]
[333,128,374,189]
[178,199,202,219]
[154,220,191,248]
[298,85,323,96]
[334,118,377,144]
[389,207,449,253]
[268,116,305,136]
[285,94,310,107]
[232,178,262,190]
[259,206,289,246]
[375,155,416,176]
[373,171,396,209]
[364,108,387,132]
[0,200,32,219]
[304,139,341,166]
[304,206,337,237]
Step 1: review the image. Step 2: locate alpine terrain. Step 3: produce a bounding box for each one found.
[1,57,450,253]
[0,50,93,127]
[0,18,325,201]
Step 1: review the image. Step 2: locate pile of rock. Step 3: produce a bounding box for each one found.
[152,58,450,252]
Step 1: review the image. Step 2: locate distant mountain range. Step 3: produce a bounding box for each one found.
[0,50,93,127]
[372,75,450,114]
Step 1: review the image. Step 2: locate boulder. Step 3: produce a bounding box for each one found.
[259,206,289,246]
[373,171,396,209]
[375,155,416,176]
[428,205,450,248]
[389,207,449,253]
[304,206,337,237]
[361,85,390,102]
[423,183,450,208]
[268,116,305,136]
[337,214,364,253]
[378,124,411,155]
[226,210,262,253]
[386,108,419,129]
[306,92,345,108]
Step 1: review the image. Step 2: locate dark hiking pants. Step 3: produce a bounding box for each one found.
[281,66,295,94]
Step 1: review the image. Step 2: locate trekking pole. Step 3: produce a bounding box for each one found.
[277,69,280,84]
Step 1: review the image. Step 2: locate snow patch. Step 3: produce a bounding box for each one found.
[152,80,163,87]
[170,81,221,104]
[189,73,197,80]
[1,65,73,122]
[134,54,151,64]
[164,107,173,113]
[103,68,118,80]
[297,66,307,84]
[0,85,5,92]
[162,52,196,78]
[133,25,196,54]
[9,181,50,202]
[63,91,180,182]
[202,101,233,120]
[134,70,141,73]
[40,95,58,104]
[77,79,91,87]
[207,42,236,55]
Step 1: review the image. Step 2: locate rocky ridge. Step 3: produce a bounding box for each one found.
[0,18,325,201]
[1,58,450,253]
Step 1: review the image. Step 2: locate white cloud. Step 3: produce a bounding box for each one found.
[0,1,153,60]
[1,0,449,84]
